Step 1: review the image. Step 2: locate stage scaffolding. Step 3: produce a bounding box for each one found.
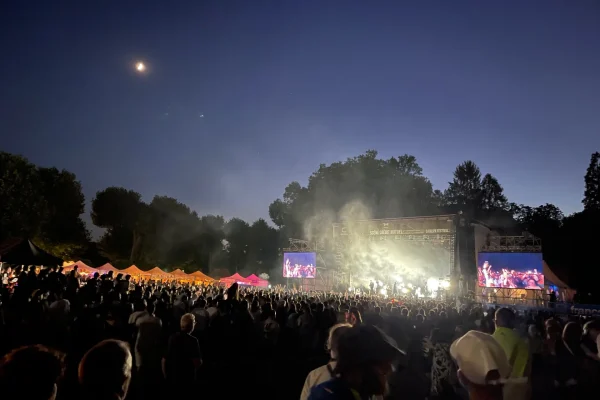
[283,239,333,291]
[331,215,458,288]
[475,233,546,307]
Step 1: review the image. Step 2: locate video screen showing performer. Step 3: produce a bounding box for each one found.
[477,252,544,290]
[283,252,316,278]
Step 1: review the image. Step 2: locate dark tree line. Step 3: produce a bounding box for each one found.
[2,150,600,290]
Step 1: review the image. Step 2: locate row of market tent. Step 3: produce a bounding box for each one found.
[62,261,269,287]
[0,239,270,288]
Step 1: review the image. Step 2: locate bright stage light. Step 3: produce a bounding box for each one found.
[426,278,439,292]
[379,288,387,296]
[441,280,450,288]
[135,61,146,72]
[401,287,409,294]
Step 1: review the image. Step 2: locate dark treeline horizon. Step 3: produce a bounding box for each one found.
[2,150,600,296]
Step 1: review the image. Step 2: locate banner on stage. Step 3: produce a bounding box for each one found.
[369,228,450,235]
[570,304,600,315]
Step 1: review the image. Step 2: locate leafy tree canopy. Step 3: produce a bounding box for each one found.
[269,151,438,240]
[0,152,89,259]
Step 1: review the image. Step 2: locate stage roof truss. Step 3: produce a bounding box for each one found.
[480,235,542,253]
[283,238,326,253]
[331,215,458,280]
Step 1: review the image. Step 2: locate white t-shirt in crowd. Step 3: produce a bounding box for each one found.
[300,362,335,400]
[135,315,163,369]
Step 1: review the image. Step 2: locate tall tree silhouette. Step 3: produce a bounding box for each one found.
[443,161,482,216]
[480,173,508,210]
[91,187,148,263]
[583,152,600,210]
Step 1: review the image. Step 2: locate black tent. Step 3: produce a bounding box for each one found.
[0,238,64,266]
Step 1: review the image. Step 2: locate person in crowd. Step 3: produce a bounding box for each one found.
[345,306,363,326]
[133,300,163,400]
[191,298,209,334]
[554,321,584,398]
[450,330,513,400]
[0,345,65,400]
[78,339,133,400]
[301,323,352,400]
[128,299,148,326]
[162,313,202,395]
[308,324,404,400]
[582,319,600,361]
[2,263,600,400]
[424,327,456,397]
[263,308,281,343]
[492,308,530,400]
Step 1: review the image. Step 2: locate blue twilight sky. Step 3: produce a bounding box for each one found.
[1,1,599,237]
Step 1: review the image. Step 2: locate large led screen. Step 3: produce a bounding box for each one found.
[283,252,316,278]
[477,252,544,290]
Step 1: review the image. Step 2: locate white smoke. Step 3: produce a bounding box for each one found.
[302,199,449,288]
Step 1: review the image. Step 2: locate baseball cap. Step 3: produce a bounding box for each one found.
[450,330,512,386]
[334,325,405,373]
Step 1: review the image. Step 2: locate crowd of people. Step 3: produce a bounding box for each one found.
[0,264,599,400]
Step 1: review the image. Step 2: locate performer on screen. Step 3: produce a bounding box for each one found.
[284,258,291,277]
[482,261,493,287]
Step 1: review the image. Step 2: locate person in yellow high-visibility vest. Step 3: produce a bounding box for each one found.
[493,308,531,400]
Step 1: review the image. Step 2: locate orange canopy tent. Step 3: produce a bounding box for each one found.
[63,260,97,275]
[171,269,192,281]
[220,273,250,286]
[97,263,118,274]
[188,270,215,283]
[246,274,269,288]
[123,265,150,277]
[147,267,171,278]
[171,268,187,276]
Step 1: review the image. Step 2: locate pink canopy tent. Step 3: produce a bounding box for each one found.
[123,265,150,277]
[246,274,269,288]
[64,260,97,275]
[220,273,250,286]
[97,263,118,274]
[188,270,215,283]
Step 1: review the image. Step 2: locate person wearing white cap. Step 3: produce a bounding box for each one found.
[450,331,511,400]
[450,330,526,400]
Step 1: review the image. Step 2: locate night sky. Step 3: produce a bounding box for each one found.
[1,1,599,236]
